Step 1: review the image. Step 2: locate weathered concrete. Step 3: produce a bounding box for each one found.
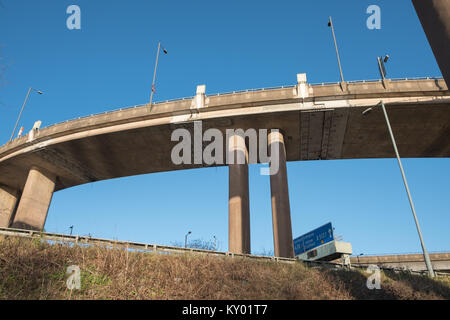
[0,78,448,238]
[228,133,250,254]
[269,131,294,258]
[11,167,56,231]
[412,0,450,87]
[0,185,19,228]
[1,79,448,193]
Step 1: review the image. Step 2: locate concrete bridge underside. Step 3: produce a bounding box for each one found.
[0,78,449,258]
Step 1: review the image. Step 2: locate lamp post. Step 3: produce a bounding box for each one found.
[357,253,364,266]
[362,55,435,277]
[185,231,191,248]
[362,101,435,278]
[10,87,43,142]
[327,16,345,84]
[149,42,168,108]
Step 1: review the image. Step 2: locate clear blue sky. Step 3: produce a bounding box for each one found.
[0,0,448,255]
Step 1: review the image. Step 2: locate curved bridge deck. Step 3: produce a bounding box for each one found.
[1,78,449,192]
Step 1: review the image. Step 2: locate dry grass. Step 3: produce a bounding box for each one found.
[0,237,449,300]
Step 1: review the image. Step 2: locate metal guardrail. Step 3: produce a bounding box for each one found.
[0,227,447,277]
[207,85,296,97]
[0,227,296,263]
[351,251,450,257]
[31,76,445,134]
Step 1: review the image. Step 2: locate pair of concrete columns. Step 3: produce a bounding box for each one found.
[0,167,55,231]
[228,131,294,258]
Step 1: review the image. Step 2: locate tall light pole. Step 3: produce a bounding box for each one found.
[363,56,435,277]
[362,102,435,278]
[327,17,345,85]
[185,231,191,248]
[149,42,168,109]
[10,87,43,142]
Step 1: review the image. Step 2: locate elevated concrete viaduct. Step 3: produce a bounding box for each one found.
[0,77,449,258]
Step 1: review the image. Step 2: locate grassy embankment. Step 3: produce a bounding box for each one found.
[0,237,449,300]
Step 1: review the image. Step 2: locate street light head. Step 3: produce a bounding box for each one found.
[384,55,389,63]
[31,88,43,94]
[163,48,168,54]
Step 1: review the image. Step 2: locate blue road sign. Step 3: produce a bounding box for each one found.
[293,222,334,256]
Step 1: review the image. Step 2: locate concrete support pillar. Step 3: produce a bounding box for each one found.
[0,185,20,228]
[268,131,294,258]
[11,167,56,231]
[412,0,450,87]
[228,133,250,254]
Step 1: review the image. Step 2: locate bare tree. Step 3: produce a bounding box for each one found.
[254,248,274,257]
[171,238,217,251]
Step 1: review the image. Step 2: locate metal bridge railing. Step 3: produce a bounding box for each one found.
[352,251,450,257]
[26,76,445,134]
[0,227,446,276]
